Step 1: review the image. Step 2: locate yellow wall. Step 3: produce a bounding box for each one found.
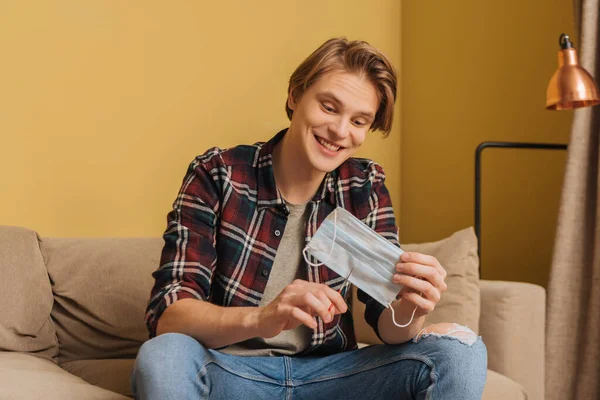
[401,1,574,287]
[3,1,574,287]
[0,1,402,237]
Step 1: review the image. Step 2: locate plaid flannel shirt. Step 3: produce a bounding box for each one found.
[146,129,400,355]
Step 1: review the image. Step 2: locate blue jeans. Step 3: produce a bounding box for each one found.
[132,326,487,400]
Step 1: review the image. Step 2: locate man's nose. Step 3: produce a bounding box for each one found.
[329,117,350,139]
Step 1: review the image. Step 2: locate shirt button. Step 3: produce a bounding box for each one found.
[274,229,281,237]
[261,269,269,277]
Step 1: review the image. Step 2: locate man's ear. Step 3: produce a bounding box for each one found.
[287,91,297,111]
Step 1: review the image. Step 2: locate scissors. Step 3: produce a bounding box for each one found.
[327,265,354,314]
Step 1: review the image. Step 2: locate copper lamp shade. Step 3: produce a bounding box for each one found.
[546,34,600,110]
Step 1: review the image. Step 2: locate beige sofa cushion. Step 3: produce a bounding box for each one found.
[482,370,527,400]
[0,226,58,361]
[353,227,480,344]
[62,359,135,398]
[44,237,162,364]
[0,352,129,400]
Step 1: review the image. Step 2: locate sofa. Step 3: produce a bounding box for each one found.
[0,225,545,399]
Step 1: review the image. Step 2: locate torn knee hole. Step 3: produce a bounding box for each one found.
[415,322,478,345]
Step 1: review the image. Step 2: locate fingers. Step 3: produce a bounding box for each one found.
[302,292,333,323]
[395,263,447,293]
[400,290,436,314]
[284,280,347,320]
[395,253,447,293]
[290,306,318,329]
[322,285,348,314]
[391,253,447,315]
[393,274,440,302]
[402,252,447,279]
[315,290,337,318]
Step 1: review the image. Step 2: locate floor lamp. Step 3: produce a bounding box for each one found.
[474,34,599,278]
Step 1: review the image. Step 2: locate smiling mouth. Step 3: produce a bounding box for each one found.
[314,135,342,152]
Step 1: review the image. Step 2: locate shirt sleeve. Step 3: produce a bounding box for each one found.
[355,162,401,340]
[145,155,221,338]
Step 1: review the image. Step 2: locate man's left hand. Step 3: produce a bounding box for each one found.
[392,252,447,318]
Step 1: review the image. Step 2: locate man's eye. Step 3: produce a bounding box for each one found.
[322,104,335,112]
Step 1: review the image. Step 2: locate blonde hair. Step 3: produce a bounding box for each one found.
[286,37,397,136]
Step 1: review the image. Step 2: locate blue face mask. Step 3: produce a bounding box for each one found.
[302,207,418,328]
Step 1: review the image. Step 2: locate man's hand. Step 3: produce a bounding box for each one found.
[392,252,447,319]
[256,279,348,338]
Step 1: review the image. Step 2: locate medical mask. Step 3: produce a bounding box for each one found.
[302,207,418,328]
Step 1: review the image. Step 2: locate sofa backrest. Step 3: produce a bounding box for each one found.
[2,224,480,363]
[0,226,58,361]
[43,237,162,364]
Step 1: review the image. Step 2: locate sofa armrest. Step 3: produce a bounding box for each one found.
[479,280,545,400]
[0,352,129,399]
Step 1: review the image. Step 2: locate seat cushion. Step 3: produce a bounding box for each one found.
[0,352,129,400]
[0,226,58,361]
[62,359,135,398]
[483,369,527,400]
[44,237,163,364]
[352,227,480,344]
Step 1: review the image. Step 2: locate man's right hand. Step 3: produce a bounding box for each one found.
[255,279,348,338]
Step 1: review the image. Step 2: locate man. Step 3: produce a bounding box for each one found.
[132,37,487,399]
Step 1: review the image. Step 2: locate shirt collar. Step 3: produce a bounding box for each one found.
[256,128,337,211]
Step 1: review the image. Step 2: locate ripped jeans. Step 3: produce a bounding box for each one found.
[132,323,487,400]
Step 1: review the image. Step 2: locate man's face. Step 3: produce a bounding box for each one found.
[287,71,379,173]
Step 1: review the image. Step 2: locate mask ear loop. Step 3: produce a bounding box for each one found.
[388,291,420,328]
[302,208,337,267]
